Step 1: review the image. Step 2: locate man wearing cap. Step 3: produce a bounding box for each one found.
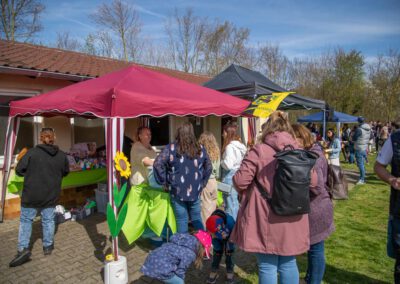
[375,118,400,283]
[9,128,69,267]
[353,117,371,184]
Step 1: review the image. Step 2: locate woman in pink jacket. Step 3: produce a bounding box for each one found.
[231,111,314,284]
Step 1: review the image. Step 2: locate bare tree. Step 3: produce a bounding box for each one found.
[256,43,291,89]
[82,33,97,55]
[96,31,116,58]
[0,0,44,41]
[55,31,81,51]
[202,21,252,75]
[91,0,142,61]
[165,8,207,73]
[369,49,400,121]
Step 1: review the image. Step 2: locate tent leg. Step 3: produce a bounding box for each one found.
[0,117,20,223]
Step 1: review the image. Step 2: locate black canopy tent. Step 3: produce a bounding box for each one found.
[204,64,327,110]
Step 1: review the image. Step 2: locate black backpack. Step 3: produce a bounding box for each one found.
[256,144,319,216]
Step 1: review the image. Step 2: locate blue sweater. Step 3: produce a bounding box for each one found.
[153,143,212,201]
[140,233,198,280]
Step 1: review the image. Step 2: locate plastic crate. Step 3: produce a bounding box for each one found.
[95,189,109,214]
[97,182,107,192]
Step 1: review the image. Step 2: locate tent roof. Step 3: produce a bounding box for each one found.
[204,64,326,110]
[297,110,359,123]
[9,65,249,118]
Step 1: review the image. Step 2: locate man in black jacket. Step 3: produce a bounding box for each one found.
[9,128,69,267]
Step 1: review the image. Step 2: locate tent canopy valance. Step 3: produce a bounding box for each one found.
[9,65,249,118]
[298,110,359,123]
[204,64,327,110]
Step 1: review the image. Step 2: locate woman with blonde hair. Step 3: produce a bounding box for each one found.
[231,111,316,284]
[292,124,334,284]
[221,121,247,221]
[198,132,220,224]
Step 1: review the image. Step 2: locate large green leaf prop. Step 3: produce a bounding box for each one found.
[107,182,129,238]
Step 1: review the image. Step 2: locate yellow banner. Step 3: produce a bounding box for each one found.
[247,92,293,118]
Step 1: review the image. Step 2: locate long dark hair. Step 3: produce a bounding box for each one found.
[222,121,241,154]
[175,123,201,159]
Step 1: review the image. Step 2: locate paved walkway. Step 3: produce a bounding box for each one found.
[0,213,256,284]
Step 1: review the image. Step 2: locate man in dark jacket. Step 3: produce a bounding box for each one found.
[9,128,69,267]
[375,118,400,283]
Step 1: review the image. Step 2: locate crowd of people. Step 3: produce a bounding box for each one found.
[10,112,400,284]
[135,114,335,284]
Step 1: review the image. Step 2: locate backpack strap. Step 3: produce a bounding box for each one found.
[254,177,272,201]
[211,209,227,224]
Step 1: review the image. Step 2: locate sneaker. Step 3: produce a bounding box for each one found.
[43,244,54,255]
[206,272,218,284]
[226,272,235,284]
[9,248,31,267]
[356,180,365,185]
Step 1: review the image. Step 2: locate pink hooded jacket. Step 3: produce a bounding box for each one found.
[230,131,315,256]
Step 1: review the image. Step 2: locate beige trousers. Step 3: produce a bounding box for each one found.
[201,178,218,225]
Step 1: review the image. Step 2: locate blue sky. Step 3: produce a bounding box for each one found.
[39,0,400,61]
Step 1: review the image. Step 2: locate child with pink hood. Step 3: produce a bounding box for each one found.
[141,230,211,284]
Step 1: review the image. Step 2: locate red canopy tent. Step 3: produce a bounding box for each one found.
[1,64,249,256]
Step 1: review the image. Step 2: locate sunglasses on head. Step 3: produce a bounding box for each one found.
[41,127,55,133]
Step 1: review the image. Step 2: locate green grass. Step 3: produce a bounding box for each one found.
[240,153,394,284]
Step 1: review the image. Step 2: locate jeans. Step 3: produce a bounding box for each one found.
[305,241,325,284]
[255,253,299,284]
[163,274,184,284]
[222,169,239,221]
[211,238,235,273]
[18,207,55,251]
[355,150,367,182]
[170,197,204,233]
[388,215,400,283]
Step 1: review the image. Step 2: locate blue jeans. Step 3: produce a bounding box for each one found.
[170,197,204,233]
[255,253,299,284]
[388,215,400,283]
[211,238,235,273]
[305,241,325,284]
[18,207,55,251]
[222,169,239,221]
[355,150,367,182]
[163,274,184,284]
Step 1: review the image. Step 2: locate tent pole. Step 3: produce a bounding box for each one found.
[105,118,125,260]
[0,117,20,223]
[323,110,326,140]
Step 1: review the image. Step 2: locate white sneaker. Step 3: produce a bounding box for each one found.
[356,180,365,185]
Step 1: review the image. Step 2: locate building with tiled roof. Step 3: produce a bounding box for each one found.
[0,40,223,219]
[0,39,210,84]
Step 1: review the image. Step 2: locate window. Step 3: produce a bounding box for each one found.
[0,89,40,165]
[188,116,204,139]
[149,116,170,146]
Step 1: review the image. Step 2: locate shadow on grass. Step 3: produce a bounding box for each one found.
[297,255,391,284]
[323,264,391,284]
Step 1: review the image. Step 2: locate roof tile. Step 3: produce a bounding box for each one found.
[0,40,210,85]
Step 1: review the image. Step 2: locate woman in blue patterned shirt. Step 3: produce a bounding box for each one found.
[154,123,212,233]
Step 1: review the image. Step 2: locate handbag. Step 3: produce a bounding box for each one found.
[327,164,348,199]
[217,181,233,195]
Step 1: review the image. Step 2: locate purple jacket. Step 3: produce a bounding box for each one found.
[309,143,335,244]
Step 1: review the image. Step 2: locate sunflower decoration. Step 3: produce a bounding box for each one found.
[114,151,131,178]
